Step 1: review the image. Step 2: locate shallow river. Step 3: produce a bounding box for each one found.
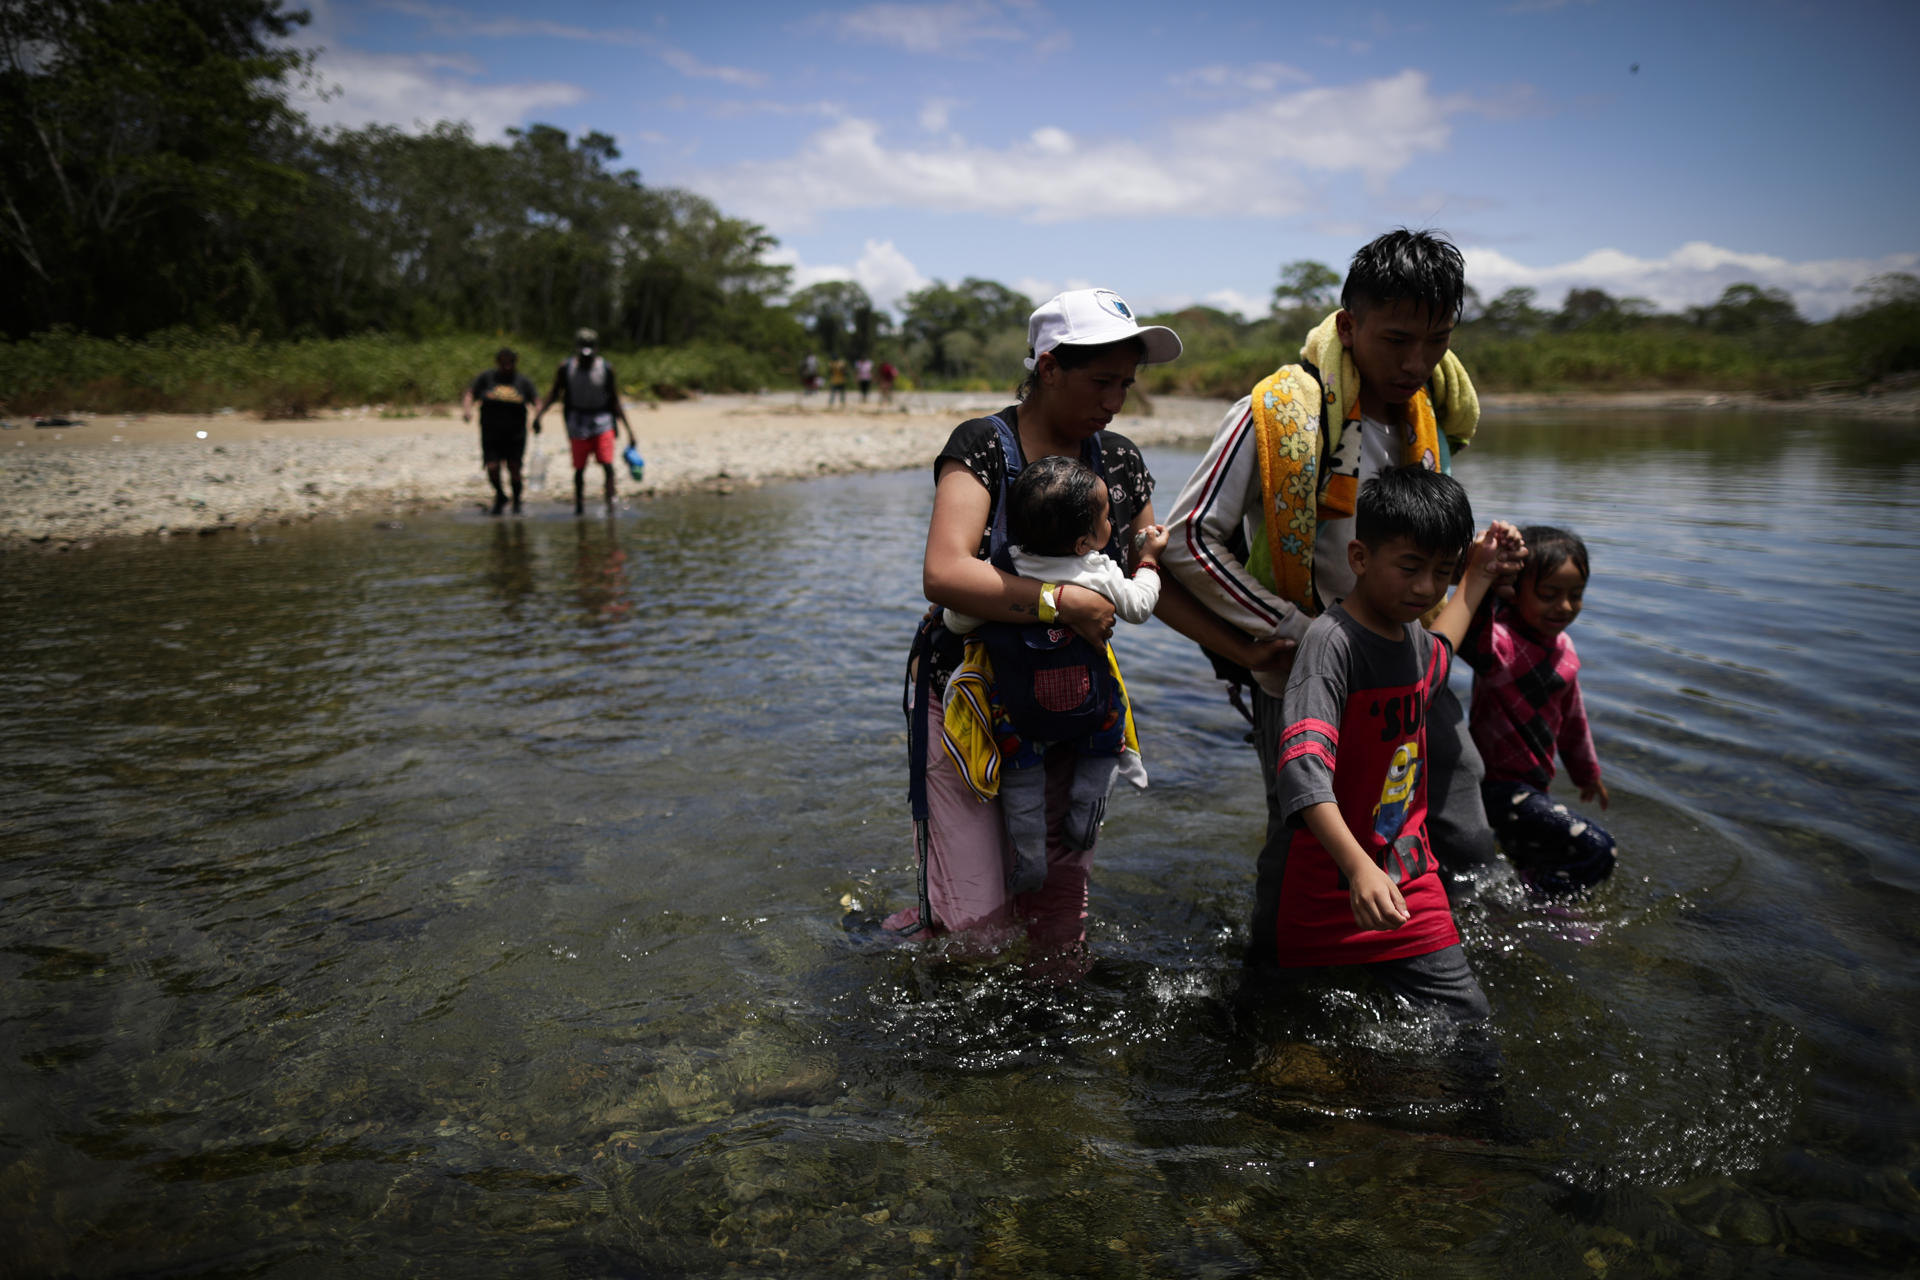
[3,410,1918,1277]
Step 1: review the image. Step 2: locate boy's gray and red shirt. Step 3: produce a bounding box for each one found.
[1272,605,1462,967]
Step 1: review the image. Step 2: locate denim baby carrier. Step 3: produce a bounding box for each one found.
[902,412,1117,931]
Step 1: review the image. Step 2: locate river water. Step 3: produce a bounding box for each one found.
[3,410,1917,1277]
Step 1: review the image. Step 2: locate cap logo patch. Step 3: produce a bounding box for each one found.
[1093,290,1132,320]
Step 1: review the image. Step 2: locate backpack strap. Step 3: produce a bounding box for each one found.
[901,610,942,935]
[983,410,1112,564]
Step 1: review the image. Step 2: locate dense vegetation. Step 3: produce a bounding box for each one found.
[2,1,1914,416]
[1141,274,1920,402]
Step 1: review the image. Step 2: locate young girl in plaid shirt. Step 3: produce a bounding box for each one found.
[1462,526,1617,894]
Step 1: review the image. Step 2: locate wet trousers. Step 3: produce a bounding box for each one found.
[1479,779,1616,894]
[890,694,1096,964]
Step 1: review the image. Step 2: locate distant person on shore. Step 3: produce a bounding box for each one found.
[1161,228,1502,976]
[799,352,819,399]
[1271,466,1522,1021]
[941,454,1170,893]
[877,359,897,405]
[827,357,849,407]
[1461,525,1617,895]
[533,328,637,516]
[461,346,538,515]
[855,356,874,403]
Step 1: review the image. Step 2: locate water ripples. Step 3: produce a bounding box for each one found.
[2,415,1918,1275]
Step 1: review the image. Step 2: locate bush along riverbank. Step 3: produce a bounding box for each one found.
[0,329,791,419]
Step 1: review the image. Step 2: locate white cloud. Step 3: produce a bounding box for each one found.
[295,47,584,136]
[832,1,1032,53]
[371,0,766,85]
[1465,241,1920,320]
[1199,288,1270,321]
[769,239,933,312]
[1030,126,1072,154]
[919,97,961,132]
[852,240,933,310]
[1012,277,1057,305]
[1171,62,1310,95]
[688,70,1463,229]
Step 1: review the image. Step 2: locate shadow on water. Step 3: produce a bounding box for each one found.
[1,411,1917,1276]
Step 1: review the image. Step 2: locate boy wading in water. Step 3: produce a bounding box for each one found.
[942,454,1169,892]
[1162,229,1505,974]
[1272,465,1522,1021]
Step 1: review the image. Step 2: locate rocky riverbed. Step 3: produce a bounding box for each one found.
[5,386,1912,551]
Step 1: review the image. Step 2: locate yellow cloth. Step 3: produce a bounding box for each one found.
[939,635,1142,802]
[1240,312,1478,611]
[1298,310,1480,455]
[1245,367,1439,612]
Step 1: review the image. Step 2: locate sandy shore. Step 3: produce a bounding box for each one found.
[0,392,1240,549]
[4,386,1914,550]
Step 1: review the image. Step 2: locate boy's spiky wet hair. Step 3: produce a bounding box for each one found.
[1342,228,1467,325]
[1517,525,1590,586]
[1355,464,1474,556]
[1007,454,1101,557]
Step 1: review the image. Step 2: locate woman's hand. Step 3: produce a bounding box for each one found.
[1056,581,1116,645]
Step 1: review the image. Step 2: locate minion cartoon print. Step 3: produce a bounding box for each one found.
[1372,741,1419,844]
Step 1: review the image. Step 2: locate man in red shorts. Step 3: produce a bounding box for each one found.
[533,328,637,515]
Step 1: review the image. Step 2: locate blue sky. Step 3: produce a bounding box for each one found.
[292,0,1920,320]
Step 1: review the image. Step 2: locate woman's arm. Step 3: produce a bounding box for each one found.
[923,460,1115,643]
[1125,497,1296,673]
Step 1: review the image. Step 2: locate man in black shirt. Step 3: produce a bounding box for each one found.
[461,347,540,515]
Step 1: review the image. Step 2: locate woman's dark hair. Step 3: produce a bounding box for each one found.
[1016,336,1146,402]
[1341,228,1467,325]
[1007,454,1102,556]
[1517,525,1590,587]
[1354,464,1473,556]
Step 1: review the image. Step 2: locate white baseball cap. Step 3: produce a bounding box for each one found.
[1024,289,1182,370]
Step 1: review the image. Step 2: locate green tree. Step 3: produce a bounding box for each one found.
[900,277,1032,377]
[1553,288,1625,333]
[1271,260,1340,314]
[0,0,313,337]
[621,188,790,347]
[1478,286,1546,337]
[1691,283,1803,335]
[1839,273,1920,381]
[789,280,887,358]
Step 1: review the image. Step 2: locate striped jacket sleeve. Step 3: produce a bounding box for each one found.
[1161,395,1313,646]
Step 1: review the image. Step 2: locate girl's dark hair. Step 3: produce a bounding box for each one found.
[1517,525,1590,586]
[1007,454,1101,556]
[1342,228,1467,325]
[1016,336,1146,402]
[1354,464,1473,556]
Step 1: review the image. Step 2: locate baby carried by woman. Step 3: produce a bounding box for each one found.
[943,452,1169,894]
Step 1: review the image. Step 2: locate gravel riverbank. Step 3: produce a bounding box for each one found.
[0,393,1235,550]
[6,386,1913,551]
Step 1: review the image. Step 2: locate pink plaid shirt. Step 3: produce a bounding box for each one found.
[1462,607,1600,792]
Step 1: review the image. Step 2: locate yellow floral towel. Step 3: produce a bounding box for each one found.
[1298,310,1480,456]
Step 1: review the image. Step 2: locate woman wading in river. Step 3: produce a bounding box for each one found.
[890,290,1289,973]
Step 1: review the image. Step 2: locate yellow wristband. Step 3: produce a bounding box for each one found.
[1037,583,1060,623]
